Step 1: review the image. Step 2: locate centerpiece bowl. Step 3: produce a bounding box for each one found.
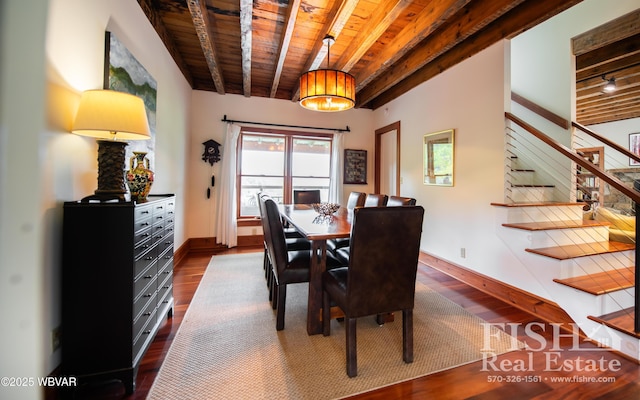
[312,202,341,216]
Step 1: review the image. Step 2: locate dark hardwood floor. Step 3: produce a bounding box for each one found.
[56,246,640,399]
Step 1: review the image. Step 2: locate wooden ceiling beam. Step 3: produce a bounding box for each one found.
[137,0,194,87]
[270,0,301,98]
[334,0,415,72]
[357,0,527,107]
[576,50,640,82]
[572,9,640,56]
[364,0,583,109]
[354,0,472,90]
[187,0,225,94]
[240,0,252,97]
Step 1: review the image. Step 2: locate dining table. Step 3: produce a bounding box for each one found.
[279,203,353,335]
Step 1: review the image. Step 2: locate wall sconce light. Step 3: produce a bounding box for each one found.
[602,75,616,93]
[72,89,150,202]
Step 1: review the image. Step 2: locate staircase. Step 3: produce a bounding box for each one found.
[493,156,639,361]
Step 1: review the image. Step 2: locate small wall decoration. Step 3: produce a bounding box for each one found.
[202,139,221,165]
[629,132,640,166]
[423,129,454,186]
[344,149,367,184]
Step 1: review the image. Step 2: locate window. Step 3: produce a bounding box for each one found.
[238,128,333,217]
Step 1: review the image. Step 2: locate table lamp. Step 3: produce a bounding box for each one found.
[72,89,151,202]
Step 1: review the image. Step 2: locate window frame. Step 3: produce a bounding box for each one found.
[236,126,334,219]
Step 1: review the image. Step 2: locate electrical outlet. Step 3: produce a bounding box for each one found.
[51,326,61,352]
[460,248,466,258]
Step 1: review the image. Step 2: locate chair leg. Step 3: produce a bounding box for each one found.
[270,275,277,309]
[346,317,357,377]
[402,309,414,363]
[322,291,331,336]
[276,284,287,331]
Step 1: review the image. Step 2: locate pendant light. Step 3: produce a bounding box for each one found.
[299,35,356,112]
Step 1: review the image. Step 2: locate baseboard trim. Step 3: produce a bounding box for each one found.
[419,251,577,329]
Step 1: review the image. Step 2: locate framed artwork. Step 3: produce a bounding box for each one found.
[104,31,157,168]
[629,132,640,166]
[344,149,367,184]
[423,129,454,186]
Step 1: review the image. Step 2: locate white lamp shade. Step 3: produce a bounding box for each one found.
[72,89,151,140]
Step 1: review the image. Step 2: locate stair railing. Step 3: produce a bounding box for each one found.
[506,111,640,333]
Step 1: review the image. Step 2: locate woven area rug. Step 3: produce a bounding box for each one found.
[148,253,520,399]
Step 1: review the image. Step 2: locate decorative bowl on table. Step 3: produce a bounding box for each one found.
[312,202,341,216]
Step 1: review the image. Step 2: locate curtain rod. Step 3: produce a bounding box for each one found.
[221,115,350,133]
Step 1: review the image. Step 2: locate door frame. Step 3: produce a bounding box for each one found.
[374,121,401,195]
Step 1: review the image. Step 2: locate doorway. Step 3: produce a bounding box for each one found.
[375,121,400,195]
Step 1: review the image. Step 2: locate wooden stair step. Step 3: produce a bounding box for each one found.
[525,241,635,260]
[511,184,555,187]
[588,308,640,339]
[502,219,610,231]
[491,201,586,208]
[553,266,635,295]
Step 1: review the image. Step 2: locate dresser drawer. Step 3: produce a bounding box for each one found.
[134,291,157,333]
[134,253,156,280]
[134,206,153,230]
[134,236,155,261]
[133,307,157,362]
[134,271,157,304]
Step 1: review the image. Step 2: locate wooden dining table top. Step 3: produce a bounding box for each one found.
[279,204,353,240]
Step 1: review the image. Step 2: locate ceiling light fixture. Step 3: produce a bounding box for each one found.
[602,75,616,93]
[299,35,355,112]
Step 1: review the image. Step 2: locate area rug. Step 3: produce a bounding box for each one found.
[148,253,521,399]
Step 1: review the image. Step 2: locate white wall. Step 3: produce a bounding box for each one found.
[372,41,547,295]
[511,0,639,122]
[578,118,640,170]
[187,92,375,239]
[0,1,49,399]
[1,0,191,391]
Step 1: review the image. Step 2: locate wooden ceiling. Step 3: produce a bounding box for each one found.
[574,9,640,126]
[138,0,593,113]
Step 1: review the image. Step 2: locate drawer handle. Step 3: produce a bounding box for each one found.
[141,222,149,226]
[154,235,163,239]
[165,241,172,245]
[142,244,150,249]
[141,210,150,214]
[144,293,153,298]
[162,285,170,289]
[168,211,174,215]
[144,312,152,316]
[144,275,153,279]
[163,300,169,304]
[164,256,172,260]
[143,330,152,335]
[156,206,164,210]
[145,256,153,261]
[142,233,150,237]
[156,216,163,220]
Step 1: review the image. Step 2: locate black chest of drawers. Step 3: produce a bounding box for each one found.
[61,194,175,394]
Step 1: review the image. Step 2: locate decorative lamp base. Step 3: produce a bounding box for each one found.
[82,140,128,202]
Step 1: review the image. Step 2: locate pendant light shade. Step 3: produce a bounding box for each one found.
[299,35,356,112]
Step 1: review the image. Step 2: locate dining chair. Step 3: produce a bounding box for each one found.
[387,196,417,206]
[364,193,388,206]
[322,206,425,377]
[293,189,321,204]
[258,193,310,301]
[327,192,366,253]
[263,196,339,330]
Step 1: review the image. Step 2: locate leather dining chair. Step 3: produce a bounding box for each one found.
[364,193,388,207]
[263,196,339,330]
[293,189,321,204]
[258,193,310,300]
[322,206,424,377]
[327,192,366,253]
[387,196,417,206]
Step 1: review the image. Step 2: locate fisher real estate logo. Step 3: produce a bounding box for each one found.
[480,322,623,375]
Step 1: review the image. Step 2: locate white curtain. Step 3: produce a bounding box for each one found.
[329,132,344,203]
[215,123,241,247]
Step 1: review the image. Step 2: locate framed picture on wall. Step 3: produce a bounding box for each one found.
[423,129,454,186]
[344,149,367,184]
[629,132,640,166]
